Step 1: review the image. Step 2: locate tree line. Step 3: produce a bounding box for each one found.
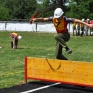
[0,0,93,21]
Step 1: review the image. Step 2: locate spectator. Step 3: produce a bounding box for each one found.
[80,19,85,36]
[86,19,91,36]
[72,22,77,36]
[76,22,80,36]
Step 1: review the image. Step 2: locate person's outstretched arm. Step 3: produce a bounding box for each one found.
[74,19,93,28]
[30,18,49,23]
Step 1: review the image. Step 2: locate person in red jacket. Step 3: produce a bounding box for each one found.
[30,8,93,60]
[10,32,22,49]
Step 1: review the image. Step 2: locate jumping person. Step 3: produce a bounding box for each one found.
[30,8,93,60]
[10,32,22,49]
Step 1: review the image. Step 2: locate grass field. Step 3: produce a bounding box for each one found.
[0,31,93,89]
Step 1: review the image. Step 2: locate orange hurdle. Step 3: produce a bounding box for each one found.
[24,57,93,88]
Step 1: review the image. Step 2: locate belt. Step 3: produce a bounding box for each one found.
[57,29,68,33]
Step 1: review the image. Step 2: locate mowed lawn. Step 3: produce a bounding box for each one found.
[0,31,93,88]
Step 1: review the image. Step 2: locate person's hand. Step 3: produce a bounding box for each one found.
[29,18,37,24]
[88,24,93,28]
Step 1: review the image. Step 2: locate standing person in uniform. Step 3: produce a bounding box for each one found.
[80,19,85,36]
[30,8,93,60]
[10,32,22,49]
[86,19,91,36]
[72,22,77,36]
[76,22,80,36]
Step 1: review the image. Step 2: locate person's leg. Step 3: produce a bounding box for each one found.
[55,33,72,54]
[55,42,68,60]
[81,27,84,36]
[15,39,18,49]
[55,33,68,48]
[13,38,16,49]
[82,29,84,36]
[11,42,13,48]
[86,27,88,36]
[81,27,83,36]
[73,26,75,36]
[77,29,80,36]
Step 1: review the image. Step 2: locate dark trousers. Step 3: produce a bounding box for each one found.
[11,39,18,49]
[73,26,76,36]
[81,27,84,36]
[55,32,70,60]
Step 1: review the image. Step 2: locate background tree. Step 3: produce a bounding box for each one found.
[0,0,93,20]
[66,0,93,20]
[0,0,38,20]
[0,6,9,20]
[35,0,67,17]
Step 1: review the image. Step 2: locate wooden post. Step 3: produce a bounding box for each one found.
[36,22,37,32]
[24,57,27,83]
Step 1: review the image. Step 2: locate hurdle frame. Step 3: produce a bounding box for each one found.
[24,57,93,88]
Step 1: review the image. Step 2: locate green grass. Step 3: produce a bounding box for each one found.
[0,31,93,88]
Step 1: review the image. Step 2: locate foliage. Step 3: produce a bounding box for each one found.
[0,0,93,20]
[0,6,9,20]
[66,0,93,19]
[0,0,38,20]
